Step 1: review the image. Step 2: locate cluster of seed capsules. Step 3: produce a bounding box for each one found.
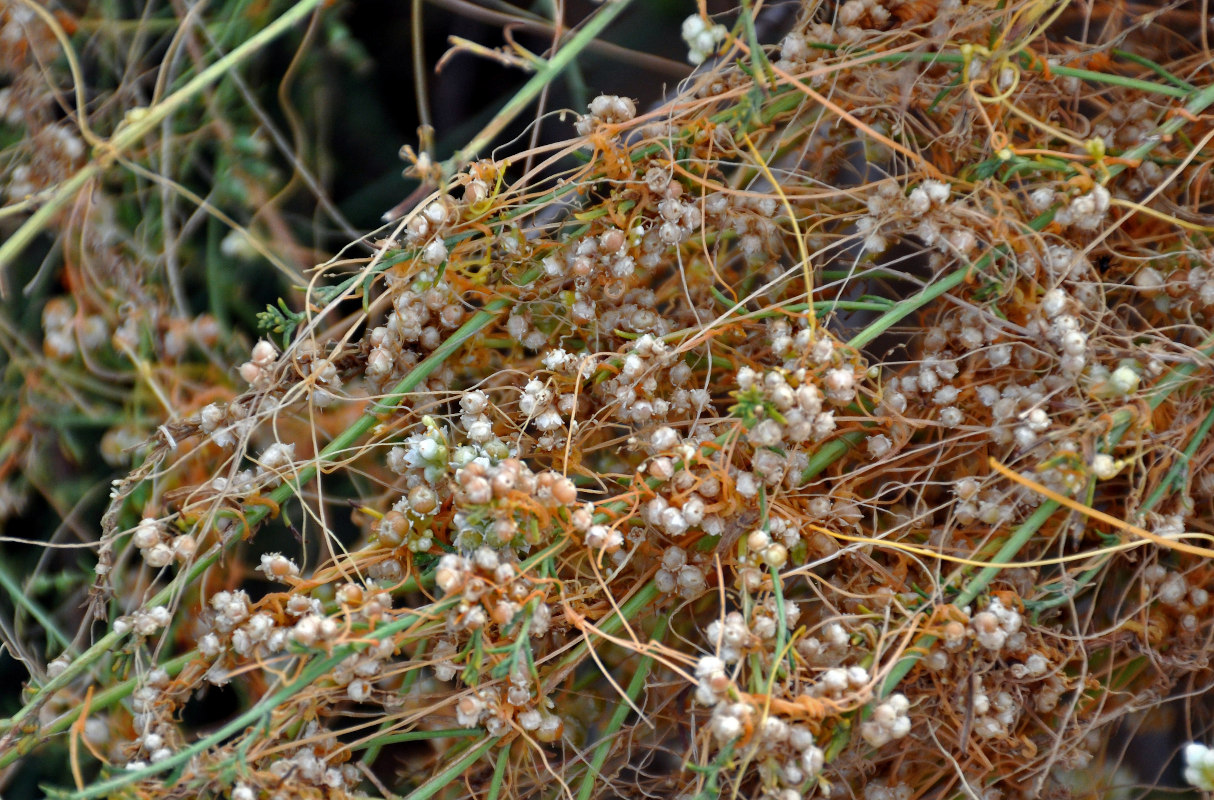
[52,2,1214,799]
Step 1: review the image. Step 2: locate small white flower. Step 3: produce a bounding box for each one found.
[423,239,447,266]
[1108,365,1140,395]
[681,14,728,65]
[866,434,892,459]
[251,339,277,367]
[1090,453,1122,480]
[259,442,295,472]
[1185,742,1214,791]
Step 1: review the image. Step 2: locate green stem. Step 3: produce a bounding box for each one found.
[402,735,500,800]
[486,740,512,800]
[358,728,480,749]
[544,581,660,696]
[801,431,865,482]
[443,0,635,173]
[844,269,968,351]
[1111,49,1196,91]
[575,616,666,800]
[0,559,71,654]
[1141,398,1214,512]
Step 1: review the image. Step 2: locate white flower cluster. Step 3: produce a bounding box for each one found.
[387,421,454,484]
[775,27,832,68]
[737,365,836,453]
[596,334,690,426]
[866,433,893,458]
[290,337,344,408]
[1053,185,1110,231]
[796,621,851,666]
[128,685,175,766]
[435,548,552,637]
[706,698,825,789]
[257,552,300,582]
[291,612,341,648]
[502,309,547,352]
[379,481,439,552]
[970,596,1022,651]
[209,589,257,635]
[130,516,196,569]
[642,490,696,537]
[819,665,870,698]
[723,521,802,592]
[1102,100,1156,150]
[1034,673,1068,713]
[199,401,245,449]
[1184,742,1214,791]
[574,94,636,135]
[745,528,791,572]
[1143,563,1209,634]
[1011,406,1050,451]
[647,181,705,248]
[238,339,277,387]
[405,196,454,256]
[1023,242,1092,283]
[706,611,757,664]
[894,309,1027,428]
[455,684,564,741]
[1089,452,1125,480]
[838,0,892,28]
[694,655,731,705]
[386,422,520,544]
[367,273,465,385]
[113,605,171,637]
[859,693,910,747]
[258,442,295,473]
[696,190,784,259]
[1037,286,1089,377]
[541,225,640,285]
[654,546,708,599]
[583,523,624,555]
[335,582,393,623]
[447,458,577,550]
[195,590,333,667]
[405,197,454,245]
[857,179,975,257]
[331,635,397,702]
[41,297,107,360]
[966,684,1021,740]
[1173,265,1214,308]
[4,124,85,204]
[1009,652,1050,680]
[519,377,566,434]
[266,724,361,792]
[730,364,839,502]
[863,781,913,800]
[214,609,273,657]
[542,347,597,379]
[453,389,494,443]
[681,14,728,66]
